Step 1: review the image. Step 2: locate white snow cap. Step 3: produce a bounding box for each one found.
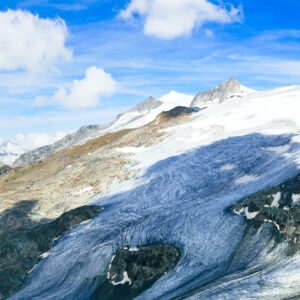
[159,91,194,107]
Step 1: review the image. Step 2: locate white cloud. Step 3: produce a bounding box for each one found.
[0,9,72,72]
[35,66,117,108]
[120,0,242,39]
[0,131,68,166]
[14,131,67,150]
[205,29,214,37]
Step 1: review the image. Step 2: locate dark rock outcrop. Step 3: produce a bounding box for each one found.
[95,245,181,300]
[231,173,300,242]
[0,165,11,177]
[0,204,102,299]
[160,106,201,119]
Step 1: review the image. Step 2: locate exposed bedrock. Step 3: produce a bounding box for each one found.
[94,245,181,300]
[0,204,102,300]
[231,173,300,243]
[0,165,11,177]
[160,106,201,119]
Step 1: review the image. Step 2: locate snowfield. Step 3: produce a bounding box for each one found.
[9,84,300,300]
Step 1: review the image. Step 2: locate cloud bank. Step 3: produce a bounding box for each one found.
[35,66,117,108]
[0,9,72,72]
[120,0,243,39]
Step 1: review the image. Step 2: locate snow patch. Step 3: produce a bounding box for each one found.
[220,164,235,171]
[292,194,300,204]
[271,192,281,208]
[244,207,259,220]
[41,252,50,258]
[111,271,132,286]
[128,247,139,252]
[235,175,259,185]
[159,91,194,107]
[107,255,116,280]
[264,145,290,154]
[73,186,93,195]
[233,207,245,216]
[264,219,280,231]
[28,264,38,274]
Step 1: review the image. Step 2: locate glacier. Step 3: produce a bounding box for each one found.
[9,132,300,300]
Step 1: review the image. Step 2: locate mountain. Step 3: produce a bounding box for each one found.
[2,80,300,300]
[0,141,26,166]
[190,77,255,107]
[5,81,252,168]
[13,91,194,167]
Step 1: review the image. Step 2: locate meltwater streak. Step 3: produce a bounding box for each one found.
[10,133,300,300]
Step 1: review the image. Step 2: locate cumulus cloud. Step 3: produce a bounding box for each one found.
[0,9,72,72]
[120,0,243,39]
[35,66,117,108]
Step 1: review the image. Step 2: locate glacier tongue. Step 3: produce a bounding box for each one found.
[9,131,300,300]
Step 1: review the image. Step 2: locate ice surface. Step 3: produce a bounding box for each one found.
[10,132,300,300]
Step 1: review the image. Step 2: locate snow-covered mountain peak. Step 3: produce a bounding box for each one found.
[191,78,256,108]
[12,93,193,167]
[0,140,26,166]
[159,90,194,107]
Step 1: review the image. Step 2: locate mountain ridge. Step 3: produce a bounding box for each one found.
[2,79,252,167]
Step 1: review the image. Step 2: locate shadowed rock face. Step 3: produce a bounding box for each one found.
[0,165,11,177]
[0,204,102,300]
[160,106,201,119]
[95,245,180,300]
[231,173,300,242]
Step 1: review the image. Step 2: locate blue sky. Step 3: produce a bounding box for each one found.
[1,0,300,142]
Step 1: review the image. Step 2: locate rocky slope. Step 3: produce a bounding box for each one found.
[0,106,198,222]
[231,172,300,242]
[12,93,191,168]
[0,204,101,299]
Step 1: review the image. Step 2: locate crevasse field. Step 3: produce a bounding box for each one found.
[10,86,300,300]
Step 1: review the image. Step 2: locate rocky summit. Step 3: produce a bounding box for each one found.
[190,78,254,107]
